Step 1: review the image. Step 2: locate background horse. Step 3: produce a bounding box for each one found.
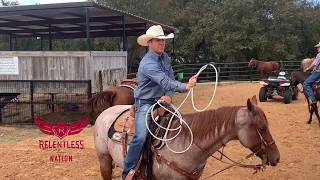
[290,70,320,127]
[94,95,280,180]
[86,79,136,125]
[248,58,280,79]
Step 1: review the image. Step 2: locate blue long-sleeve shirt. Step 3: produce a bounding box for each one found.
[134,50,187,100]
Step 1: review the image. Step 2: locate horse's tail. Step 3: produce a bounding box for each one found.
[85,90,116,125]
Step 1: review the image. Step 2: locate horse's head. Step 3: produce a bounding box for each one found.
[248,58,256,67]
[236,95,280,166]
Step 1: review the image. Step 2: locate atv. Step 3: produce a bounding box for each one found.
[259,71,299,104]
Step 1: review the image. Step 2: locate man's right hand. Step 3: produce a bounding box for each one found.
[186,75,198,90]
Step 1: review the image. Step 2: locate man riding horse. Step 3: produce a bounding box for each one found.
[303,42,320,106]
[122,25,198,180]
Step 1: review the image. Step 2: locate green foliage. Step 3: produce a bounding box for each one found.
[2,0,320,70]
[1,0,19,6]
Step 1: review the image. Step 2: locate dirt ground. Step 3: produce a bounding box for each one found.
[1,82,320,180]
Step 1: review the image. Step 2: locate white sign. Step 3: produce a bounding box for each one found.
[0,57,19,75]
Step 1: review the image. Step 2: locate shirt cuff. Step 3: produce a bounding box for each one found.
[165,91,174,97]
[179,83,188,92]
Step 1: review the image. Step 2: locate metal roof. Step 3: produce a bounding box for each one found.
[0,1,178,40]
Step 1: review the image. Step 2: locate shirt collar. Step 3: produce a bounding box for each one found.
[148,49,164,61]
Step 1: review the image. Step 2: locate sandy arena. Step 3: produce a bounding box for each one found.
[1,82,320,180]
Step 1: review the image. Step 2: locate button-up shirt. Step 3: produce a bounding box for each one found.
[134,50,187,100]
[313,53,320,72]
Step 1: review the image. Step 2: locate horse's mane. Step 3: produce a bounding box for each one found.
[85,90,115,120]
[179,106,245,140]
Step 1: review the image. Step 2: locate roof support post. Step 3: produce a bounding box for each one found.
[9,34,12,51]
[122,15,126,51]
[85,7,91,51]
[172,36,175,55]
[144,23,147,53]
[40,37,43,51]
[14,37,17,50]
[49,24,52,51]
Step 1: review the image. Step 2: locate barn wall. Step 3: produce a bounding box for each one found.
[0,51,127,93]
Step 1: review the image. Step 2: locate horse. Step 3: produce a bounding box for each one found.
[94,95,280,180]
[290,70,320,127]
[300,57,315,72]
[85,79,137,125]
[248,58,280,79]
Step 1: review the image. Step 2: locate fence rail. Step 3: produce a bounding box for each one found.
[170,61,302,82]
[0,80,92,125]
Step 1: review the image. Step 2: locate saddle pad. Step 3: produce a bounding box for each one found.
[108,108,135,140]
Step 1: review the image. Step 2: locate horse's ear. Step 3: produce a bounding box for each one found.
[247,97,257,113]
[251,95,258,106]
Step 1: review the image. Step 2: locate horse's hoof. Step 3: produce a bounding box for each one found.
[307,121,312,124]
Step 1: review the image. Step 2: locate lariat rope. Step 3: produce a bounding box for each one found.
[146,63,218,153]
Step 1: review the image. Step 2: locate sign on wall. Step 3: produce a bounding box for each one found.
[0,57,19,75]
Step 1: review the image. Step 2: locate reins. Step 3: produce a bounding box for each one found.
[195,114,276,179]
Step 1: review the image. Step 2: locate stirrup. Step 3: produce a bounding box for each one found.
[124,169,136,180]
[309,101,317,106]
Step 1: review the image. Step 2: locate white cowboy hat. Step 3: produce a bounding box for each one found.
[137,25,174,46]
[315,42,320,48]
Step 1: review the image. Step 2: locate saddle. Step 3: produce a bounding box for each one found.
[107,104,176,179]
[108,104,173,151]
[120,79,138,90]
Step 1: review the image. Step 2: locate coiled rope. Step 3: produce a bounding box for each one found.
[146,63,219,153]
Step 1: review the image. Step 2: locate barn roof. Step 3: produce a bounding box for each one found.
[0,1,178,40]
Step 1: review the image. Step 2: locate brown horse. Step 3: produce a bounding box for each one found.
[94,95,280,180]
[290,70,320,127]
[248,58,280,79]
[86,79,137,125]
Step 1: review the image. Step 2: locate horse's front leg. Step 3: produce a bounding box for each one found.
[313,103,320,127]
[307,98,313,124]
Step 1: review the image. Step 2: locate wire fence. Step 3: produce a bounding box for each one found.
[0,80,92,125]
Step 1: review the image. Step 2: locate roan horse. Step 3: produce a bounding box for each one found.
[94,95,280,180]
[290,70,320,127]
[85,79,137,125]
[248,58,280,79]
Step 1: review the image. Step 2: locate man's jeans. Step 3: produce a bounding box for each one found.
[122,99,159,180]
[303,71,320,101]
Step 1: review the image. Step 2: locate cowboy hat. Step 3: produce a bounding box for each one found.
[315,42,320,48]
[137,25,174,46]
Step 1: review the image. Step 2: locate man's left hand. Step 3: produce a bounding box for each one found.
[160,96,171,105]
[313,66,318,72]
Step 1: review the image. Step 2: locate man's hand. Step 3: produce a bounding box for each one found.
[305,65,316,72]
[160,95,171,105]
[313,66,317,72]
[186,75,198,90]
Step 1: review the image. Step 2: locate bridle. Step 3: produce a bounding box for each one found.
[196,112,276,179]
[149,111,276,180]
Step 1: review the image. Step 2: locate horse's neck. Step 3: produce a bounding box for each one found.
[159,108,240,171]
[255,60,262,66]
